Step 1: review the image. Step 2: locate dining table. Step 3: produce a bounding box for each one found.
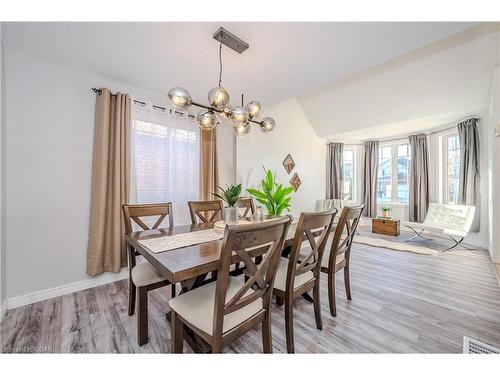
[125,219,324,352]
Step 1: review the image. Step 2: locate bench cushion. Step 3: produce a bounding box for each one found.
[403,203,475,238]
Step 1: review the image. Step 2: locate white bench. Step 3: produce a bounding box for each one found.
[402,203,476,251]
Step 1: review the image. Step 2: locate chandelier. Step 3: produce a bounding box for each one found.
[167,27,275,136]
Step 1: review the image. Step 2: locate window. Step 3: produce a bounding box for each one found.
[444,134,460,204]
[132,109,199,225]
[376,143,411,203]
[342,149,354,200]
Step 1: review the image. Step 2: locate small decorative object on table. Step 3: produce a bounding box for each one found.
[247,167,294,218]
[372,218,400,236]
[212,184,242,225]
[380,206,392,218]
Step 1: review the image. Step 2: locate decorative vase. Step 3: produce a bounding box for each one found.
[382,210,391,218]
[224,206,238,225]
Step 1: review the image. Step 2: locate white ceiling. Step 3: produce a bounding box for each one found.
[3,22,478,107]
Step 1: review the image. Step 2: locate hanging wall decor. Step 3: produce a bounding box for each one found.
[290,172,302,192]
[282,154,295,174]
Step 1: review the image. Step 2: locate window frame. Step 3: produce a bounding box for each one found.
[441,132,461,205]
[342,148,355,201]
[376,141,411,205]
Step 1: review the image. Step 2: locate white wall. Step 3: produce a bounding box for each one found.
[0,22,6,316]
[236,97,326,216]
[301,28,500,138]
[3,49,235,303]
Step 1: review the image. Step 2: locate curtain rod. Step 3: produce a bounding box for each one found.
[91,88,195,120]
[339,118,480,146]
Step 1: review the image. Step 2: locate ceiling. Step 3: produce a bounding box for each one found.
[3,22,478,107]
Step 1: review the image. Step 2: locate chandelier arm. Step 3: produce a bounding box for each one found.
[191,101,263,125]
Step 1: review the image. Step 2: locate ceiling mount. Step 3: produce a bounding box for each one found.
[213,27,249,54]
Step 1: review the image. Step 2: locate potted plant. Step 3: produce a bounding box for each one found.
[212,184,242,224]
[247,168,294,218]
[381,206,392,218]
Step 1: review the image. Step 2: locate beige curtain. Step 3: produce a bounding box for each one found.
[87,88,131,276]
[326,142,344,199]
[408,133,429,223]
[362,141,379,218]
[200,128,219,200]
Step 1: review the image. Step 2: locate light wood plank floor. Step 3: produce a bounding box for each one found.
[2,231,500,353]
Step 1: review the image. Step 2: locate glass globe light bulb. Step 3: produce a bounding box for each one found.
[216,104,234,122]
[231,106,250,127]
[233,123,251,137]
[260,117,276,133]
[208,86,230,110]
[246,100,263,120]
[196,109,217,131]
[168,87,192,110]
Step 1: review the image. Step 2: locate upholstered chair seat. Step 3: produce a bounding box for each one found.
[273,257,314,292]
[169,276,262,335]
[131,261,168,287]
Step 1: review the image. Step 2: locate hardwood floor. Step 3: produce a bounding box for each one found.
[2,232,500,353]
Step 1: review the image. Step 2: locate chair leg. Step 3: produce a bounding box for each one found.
[328,270,337,317]
[262,309,273,354]
[137,287,148,346]
[344,264,352,301]
[276,295,284,306]
[284,295,295,353]
[212,337,222,353]
[171,310,184,353]
[128,278,136,316]
[313,283,322,330]
[171,283,176,298]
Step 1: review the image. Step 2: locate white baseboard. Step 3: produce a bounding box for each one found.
[5,269,128,311]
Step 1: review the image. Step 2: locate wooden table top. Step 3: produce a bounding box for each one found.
[126,222,298,284]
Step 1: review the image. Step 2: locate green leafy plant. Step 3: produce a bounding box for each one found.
[212,184,242,207]
[247,168,294,217]
[381,206,392,212]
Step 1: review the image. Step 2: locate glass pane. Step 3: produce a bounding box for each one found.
[446,134,460,204]
[133,119,199,224]
[342,150,354,200]
[377,146,392,202]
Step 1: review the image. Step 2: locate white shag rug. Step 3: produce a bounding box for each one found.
[353,235,440,255]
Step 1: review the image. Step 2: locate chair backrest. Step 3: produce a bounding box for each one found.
[188,200,224,224]
[236,197,255,219]
[212,216,292,337]
[423,203,476,233]
[326,204,364,269]
[286,210,337,290]
[122,203,174,234]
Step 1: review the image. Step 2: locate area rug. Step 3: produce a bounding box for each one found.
[353,235,440,255]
